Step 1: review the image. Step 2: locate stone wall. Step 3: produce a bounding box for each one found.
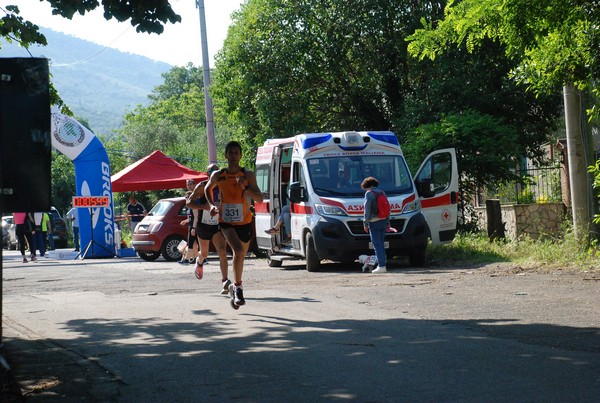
[474,203,566,240]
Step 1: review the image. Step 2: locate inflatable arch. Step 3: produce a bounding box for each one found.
[50,107,115,258]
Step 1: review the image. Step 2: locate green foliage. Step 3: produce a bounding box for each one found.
[0,5,47,47]
[406,0,599,117]
[50,151,75,214]
[403,110,522,202]
[428,230,599,270]
[116,63,242,171]
[589,159,600,224]
[22,0,179,35]
[213,0,561,183]
[149,63,204,102]
[214,0,447,143]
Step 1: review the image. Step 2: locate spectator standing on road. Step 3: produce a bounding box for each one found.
[13,212,36,263]
[361,176,389,273]
[67,207,80,252]
[126,195,146,234]
[33,212,47,258]
[205,141,264,308]
[186,164,229,292]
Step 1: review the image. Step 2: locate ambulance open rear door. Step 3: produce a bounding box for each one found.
[414,148,459,244]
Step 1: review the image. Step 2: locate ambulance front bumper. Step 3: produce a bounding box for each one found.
[312,213,429,261]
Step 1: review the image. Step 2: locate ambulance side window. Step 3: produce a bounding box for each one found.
[290,161,307,202]
[255,164,270,196]
[416,153,451,195]
[292,161,305,188]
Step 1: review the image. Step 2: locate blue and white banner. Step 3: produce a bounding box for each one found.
[50,107,115,258]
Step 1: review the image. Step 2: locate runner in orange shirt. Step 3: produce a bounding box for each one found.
[204,141,263,309]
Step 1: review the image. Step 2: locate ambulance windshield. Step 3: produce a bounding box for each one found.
[307,155,413,197]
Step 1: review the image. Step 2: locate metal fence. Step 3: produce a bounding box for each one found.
[487,165,563,205]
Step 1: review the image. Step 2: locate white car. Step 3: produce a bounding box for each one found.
[2,215,17,250]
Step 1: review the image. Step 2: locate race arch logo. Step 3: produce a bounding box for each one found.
[52,114,85,148]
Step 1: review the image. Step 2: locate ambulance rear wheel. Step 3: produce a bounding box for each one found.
[305,232,321,272]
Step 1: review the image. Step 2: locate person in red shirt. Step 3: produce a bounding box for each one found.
[13,212,36,263]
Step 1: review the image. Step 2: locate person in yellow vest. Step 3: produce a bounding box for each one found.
[204,141,263,309]
[33,212,48,258]
[41,212,52,255]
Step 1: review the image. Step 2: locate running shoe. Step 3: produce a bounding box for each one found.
[194,258,204,280]
[221,279,232,295]
[234,286,245,306]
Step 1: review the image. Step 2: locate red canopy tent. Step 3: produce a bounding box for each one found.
[111,150,208,192]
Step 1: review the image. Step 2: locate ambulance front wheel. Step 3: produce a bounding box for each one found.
[305,232,321,272]
[408,244,427,267]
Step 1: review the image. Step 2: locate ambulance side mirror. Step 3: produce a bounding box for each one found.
[288,182,305,203]
[415,179,435,198]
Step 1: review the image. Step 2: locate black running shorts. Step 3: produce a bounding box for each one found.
[218,222,253,243]
[197,223,220,240]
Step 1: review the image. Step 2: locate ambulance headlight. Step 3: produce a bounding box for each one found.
[402,200,421,214]
[315,204,347,216]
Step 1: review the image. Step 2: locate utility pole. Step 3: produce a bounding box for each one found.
[196,0,217,165]
[563,84,593,242]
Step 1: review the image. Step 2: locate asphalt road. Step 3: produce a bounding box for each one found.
[1,249,599,402]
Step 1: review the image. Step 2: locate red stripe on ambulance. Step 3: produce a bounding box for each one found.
[421,193,451,208]
[254,201,270,214]
[291,204,313,215]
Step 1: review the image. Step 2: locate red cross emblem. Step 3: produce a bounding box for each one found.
[442,210,451,222]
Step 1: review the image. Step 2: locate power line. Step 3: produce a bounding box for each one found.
[50,26,132,67]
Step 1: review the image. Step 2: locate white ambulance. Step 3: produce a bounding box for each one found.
[254,131,458,271]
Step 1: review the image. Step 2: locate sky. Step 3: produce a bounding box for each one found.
[11,0,244,67]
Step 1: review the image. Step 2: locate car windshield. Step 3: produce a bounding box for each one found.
[307,155,414,197]
[148,201,174,216]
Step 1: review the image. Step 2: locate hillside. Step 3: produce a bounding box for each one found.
[1,28,172,134]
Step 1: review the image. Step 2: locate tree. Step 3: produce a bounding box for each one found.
[213,0,425,149]
[406,0,599,241]
[407,0,598,104]
[149,63,204,102]
[212,0,561,173]
[116,64,234,174]
[50,151,76,214]
[402,110,523,208]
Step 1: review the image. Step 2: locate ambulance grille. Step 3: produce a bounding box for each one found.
[347,219,405,235]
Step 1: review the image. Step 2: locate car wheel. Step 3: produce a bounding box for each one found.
[161,235,184,261]
[305,232,321,272]
[138,251,160,261]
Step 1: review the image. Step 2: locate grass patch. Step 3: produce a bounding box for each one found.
[427,231,600,271]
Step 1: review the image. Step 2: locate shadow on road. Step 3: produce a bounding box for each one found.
[4,308,599,401]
